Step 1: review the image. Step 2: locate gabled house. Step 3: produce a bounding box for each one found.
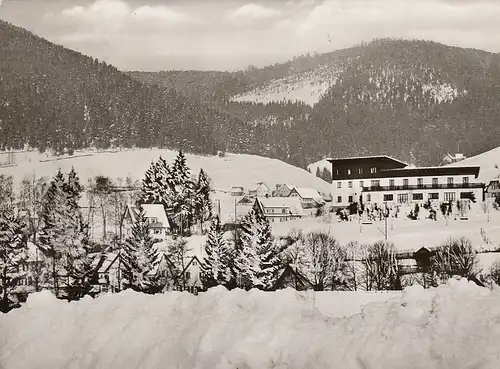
[288,187,325,209]
[274,184,297,197]
[124,204,171,240]
[255,197,305,223]
[441,153,466,166]
[230,186,245,196]
[248,182,272,198]
[485,179,500,200]
[93,253,120,293]
[177,255,203,294]
[273,264,313,291]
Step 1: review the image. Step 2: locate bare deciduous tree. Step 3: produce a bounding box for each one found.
[430,237,480,282]
[360,240,400,291]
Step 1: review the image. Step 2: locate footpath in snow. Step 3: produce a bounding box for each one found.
[1,279,500,369]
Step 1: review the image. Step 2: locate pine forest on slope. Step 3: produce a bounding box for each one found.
[130,39,500,168]
[1,18,499,170]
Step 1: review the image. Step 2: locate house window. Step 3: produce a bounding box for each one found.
[336,169,339,175]
[432,178,438,188]
[348,181,353,188]
[360,180,364,188]
[337,196,342,203]
[337,182,342,189]
[282,208,286,214]
[460,192,472,199]
[398,193,409,203]
[429,193,439,200]
[383,194,394,201]
[367,194,371,202]
[389,179,395,188]
[403,179,409,188]
[444,192,456,202]
[185,271,191,279]
[348,195,353,203]
[192,260,197,266]
[370,180,380,188]
[417,178,423,188]
[154,229,161,234]
[462,177,469,186]
[413,193,423,200]
[447,177,454,187]
[370,167,377,174]
[347,168,352,175]
[358,168,363,175]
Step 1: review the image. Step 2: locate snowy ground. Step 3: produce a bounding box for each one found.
[2,279,500,369]
[271,208,500,255]
[0,148,332,195]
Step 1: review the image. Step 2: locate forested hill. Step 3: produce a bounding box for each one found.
[0,20,258,156]
[130,39,500,167]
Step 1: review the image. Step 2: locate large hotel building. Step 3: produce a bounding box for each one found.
[328,156,483,207]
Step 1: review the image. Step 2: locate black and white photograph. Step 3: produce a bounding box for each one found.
[1,0,500,367]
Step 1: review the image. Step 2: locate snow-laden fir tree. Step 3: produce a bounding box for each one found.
[38,170,68,297]
[235,200,280,290]
[169,151,195,235]
[200,216,231,288]
[194,169,212,233]
[141,160,163,205]
[0,208,28,312]
[120,206,160,293]
[39,169,93,298]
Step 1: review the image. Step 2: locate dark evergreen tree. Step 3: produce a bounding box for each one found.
[141,160,162,204]
[194,169,213,233]
[200,216,231,289]
[169,151,195,235]
[0,208,28,312]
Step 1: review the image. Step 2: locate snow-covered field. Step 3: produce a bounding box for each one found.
[2,279,500,369]
[0,149,331,194]
[271,208,500,254]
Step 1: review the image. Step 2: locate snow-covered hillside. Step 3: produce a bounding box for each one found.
[2,279,500,369]
[231,64,348,107]
[446,146,500,183]
[0,149,332,194]
[307,158,330,175]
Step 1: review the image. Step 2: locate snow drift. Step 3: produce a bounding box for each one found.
[2,280,500,369]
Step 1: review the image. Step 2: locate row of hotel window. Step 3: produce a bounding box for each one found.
[337,177,469,189]
[336,168,378,176]
[338,192,467,203]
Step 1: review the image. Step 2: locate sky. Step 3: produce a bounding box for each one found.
[1,0,499,71]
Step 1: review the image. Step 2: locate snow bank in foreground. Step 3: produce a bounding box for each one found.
[2,280,500,369]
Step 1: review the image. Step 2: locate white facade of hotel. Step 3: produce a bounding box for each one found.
[330,161,483,208]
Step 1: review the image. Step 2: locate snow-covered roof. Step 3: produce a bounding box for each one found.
[257,197,305,216]
[292,187,323,201]
[327,155,408,166]
[127,203,170,229]
[98,253,119,273]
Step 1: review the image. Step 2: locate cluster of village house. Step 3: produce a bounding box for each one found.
[15,153,500,295]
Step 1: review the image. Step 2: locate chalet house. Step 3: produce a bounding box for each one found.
[93,253,120,293]
[441,153,466,166]
[177,256,203,294]
[124,204,171,240]
[274,184,297,197]
[248,182,272,198]
[328,155,483,208]
[288,187,325,209]
[273,264,313,291]
[485,180,500,200]
[230,186,245,196]
[254,197,305,223]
